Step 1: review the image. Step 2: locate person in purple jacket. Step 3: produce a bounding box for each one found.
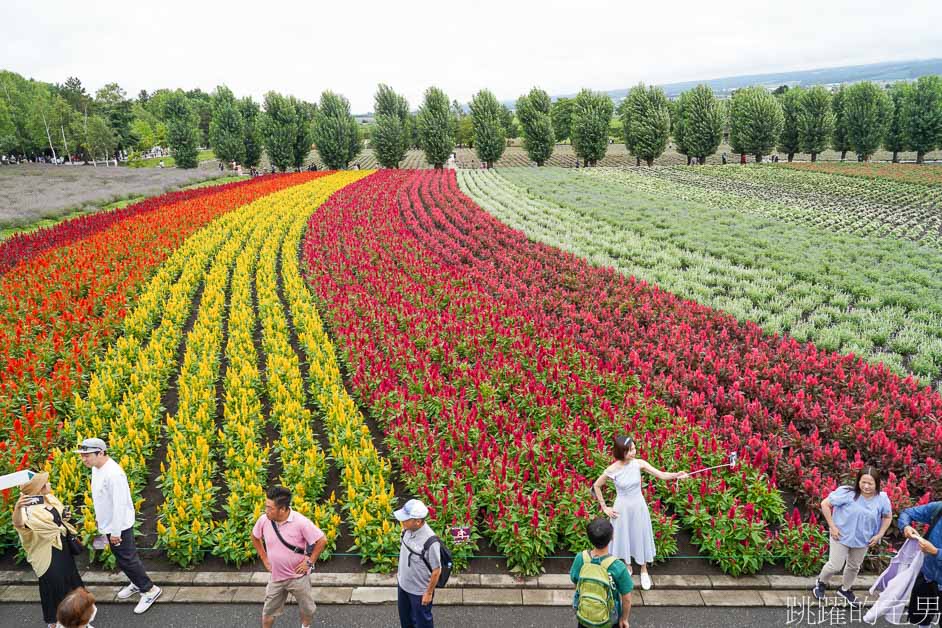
[813,466,893,606]
[899,500,942,627]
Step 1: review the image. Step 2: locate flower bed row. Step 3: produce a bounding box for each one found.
[0,177,264,275]
[452,168,942,514]
[0,174,319,495]
[300,170,818,575]
[279,171,402,571]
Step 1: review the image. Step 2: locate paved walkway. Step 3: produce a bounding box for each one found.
[0,569,879,608]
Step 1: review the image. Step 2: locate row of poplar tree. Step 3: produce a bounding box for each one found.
[368,77,942,169]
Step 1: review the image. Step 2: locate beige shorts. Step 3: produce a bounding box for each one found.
[263,574,316,618]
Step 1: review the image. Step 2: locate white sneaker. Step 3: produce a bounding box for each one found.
[116,583,140,599]
[640,572,652,590]
[133,585,161,614]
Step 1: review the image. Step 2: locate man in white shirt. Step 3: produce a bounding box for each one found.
[76,438,161,614]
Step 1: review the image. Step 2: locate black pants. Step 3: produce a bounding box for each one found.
[908,573,941,626]
[109,527,153,593]
[397,585,433,628]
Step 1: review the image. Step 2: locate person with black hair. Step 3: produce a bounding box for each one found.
[570,517,633,628]
[252,485,327,628]
[813,465,892,606]
[76,438,161,615]
[593,435,687,591]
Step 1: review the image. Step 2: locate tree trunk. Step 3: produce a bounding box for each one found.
[60,126,73,164]
[646,158,654,167]
[686,155,691,165]
[811,152,817,162]
[787,153,794,163]
[41,112,58,164]
[755,154,763,163]
[636,156,641,167]
[840,150,847,161]
[917,151,925,164]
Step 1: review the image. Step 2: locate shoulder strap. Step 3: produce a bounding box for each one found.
[401,531,436,572]
[600,555,618,571]
[270,518,305,555]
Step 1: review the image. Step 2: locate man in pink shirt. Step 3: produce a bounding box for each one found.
[251,486,327,628]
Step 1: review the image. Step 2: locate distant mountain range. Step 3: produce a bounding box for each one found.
[553,58,942,103]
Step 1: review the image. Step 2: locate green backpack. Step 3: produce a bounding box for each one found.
[574,550,619,628]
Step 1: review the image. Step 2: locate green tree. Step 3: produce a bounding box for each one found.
[884,83,912,163]
[551,97,573,142]
[450,100,466,147]
[570,89,613,166]
[0,97,16,155]
[831,86,852,160]
[729,86,783,162]
[164,90,200,168]
[130,118,156,152]
[210,85,245,165]
[516,87,555,166]
[777,86,804,162]
[798,86,834,162]
[372,84,410,168]
[673,85,723,165]
[57,76,91,113]
[95,83,133,157]
[619,83,671,166]
[261,91,297,172]
[292,97,316,170]
[905,75,942,164]
[86,115,116,164]
[313,91,360,170]
[0,71,40,156]
[500,104,518,140]
[186,88,213,147]
[417,87,454,169]
[239,97,263,168]
[685,85,724,164]
[469,89,506,168]
[844,81,891,161]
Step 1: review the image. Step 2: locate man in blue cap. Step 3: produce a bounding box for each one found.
[395,499,441,628]
[76,437,161,614]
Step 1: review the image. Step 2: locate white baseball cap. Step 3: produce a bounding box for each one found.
[73,438,108,454]
[394,499,429,521]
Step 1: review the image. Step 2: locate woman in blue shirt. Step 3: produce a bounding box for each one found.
[813,466,893,606]
[899,500,942,627]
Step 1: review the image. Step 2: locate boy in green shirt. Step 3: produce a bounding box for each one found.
[570,518,633,628]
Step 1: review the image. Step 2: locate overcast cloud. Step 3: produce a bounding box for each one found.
[2,0,941,112]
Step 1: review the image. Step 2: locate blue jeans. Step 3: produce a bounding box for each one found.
[397,585,433,628]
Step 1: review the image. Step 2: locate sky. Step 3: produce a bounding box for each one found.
[2,0,941,113]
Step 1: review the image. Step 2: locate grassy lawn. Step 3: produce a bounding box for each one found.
[127,149,216,168]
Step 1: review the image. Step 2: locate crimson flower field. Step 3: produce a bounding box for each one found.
[1,164,940,578]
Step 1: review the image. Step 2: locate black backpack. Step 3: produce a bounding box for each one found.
[401,532,453,588]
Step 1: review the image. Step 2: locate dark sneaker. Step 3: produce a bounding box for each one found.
[812,579,826,600]
[836,587,859,607]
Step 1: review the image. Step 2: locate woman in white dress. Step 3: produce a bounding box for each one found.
[593,435,688,590]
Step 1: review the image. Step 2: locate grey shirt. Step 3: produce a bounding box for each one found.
[397,523,441,596]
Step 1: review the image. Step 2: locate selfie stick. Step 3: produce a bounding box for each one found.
[684,452,739,478]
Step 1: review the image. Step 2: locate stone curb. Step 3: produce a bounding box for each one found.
[0,571,886,607]
[0,584,886,608]
[0,570,879,591]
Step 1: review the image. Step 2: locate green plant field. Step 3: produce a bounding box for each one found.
[458,167,942,390]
